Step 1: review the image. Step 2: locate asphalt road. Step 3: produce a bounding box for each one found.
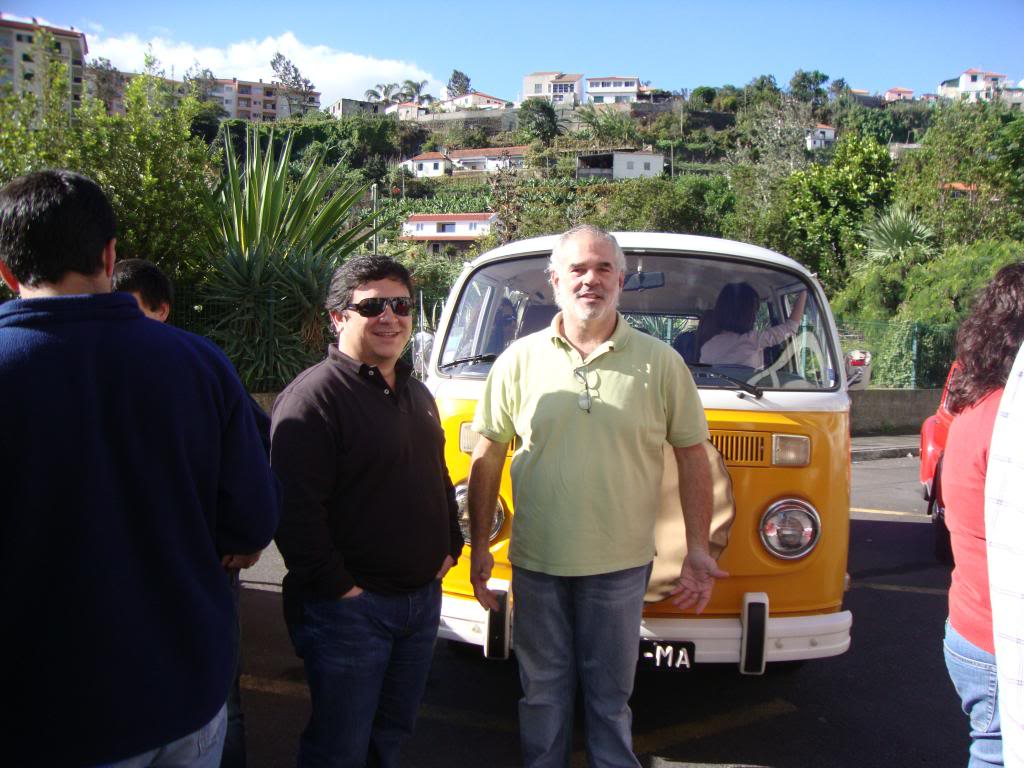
[238,457,962,768]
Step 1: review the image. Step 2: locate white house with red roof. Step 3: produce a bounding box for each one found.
[586,76,641,104]
[806,124,836,151]
[400,213,498,254]
[403,146,528,178]
[404,151,452,178]
[884,87,914,102]
[938,69,1012,102]
[438,91,510,112]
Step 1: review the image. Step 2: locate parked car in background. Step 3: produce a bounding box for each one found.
[845,350,872,390]
[920,362,959,562]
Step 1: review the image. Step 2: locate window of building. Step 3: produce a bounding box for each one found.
[469,222,478,231]
[970,75,978,83]
[643,162,651,171]
[626,161,634,170]
[553,83,575,94]
[553,94,564,102]
[21,53,32,63]
[433,162,439,170]
[593,96,604,103]
[614,95,628,103]
[265,89,274,97]
[415,223,424,231]
[437,223,455,233]
[53,42,62,52]
[625,81,635,87]
[16,34,34,43]
[22,71,33,81]
[602,81,610,88]
[239,85,251,94]
[432,243,441,254]
[417,163,423,171]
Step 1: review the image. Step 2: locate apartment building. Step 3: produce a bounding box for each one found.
[586,76,641,104]
[938,68,1011,102]
[521,72,584,105]
[0,17,87,108]
[206,78,320,121]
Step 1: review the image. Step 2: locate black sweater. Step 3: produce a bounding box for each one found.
[272,346,463,622]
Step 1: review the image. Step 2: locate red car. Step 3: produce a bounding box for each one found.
[919,362,959,562]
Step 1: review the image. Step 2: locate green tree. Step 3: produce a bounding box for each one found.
[401,79,433,105]
[788,69,829,113]
[271,52,316,117]
[517,98,561,144]
[782,133,894,291]
[85,56,126,114]
[447,70,471,98]
[895,101,1021,245]
[689,86,716,107]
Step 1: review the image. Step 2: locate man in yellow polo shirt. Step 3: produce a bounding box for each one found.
[468,224,727,768]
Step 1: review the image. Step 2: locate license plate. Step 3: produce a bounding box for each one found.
[639,640,695,670]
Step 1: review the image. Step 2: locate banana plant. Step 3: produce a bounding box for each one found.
[204,126,392,390]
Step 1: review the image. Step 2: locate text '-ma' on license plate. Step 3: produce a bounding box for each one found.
[640,640,695,670]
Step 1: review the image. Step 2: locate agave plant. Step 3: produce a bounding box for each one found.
[204,126,390,390]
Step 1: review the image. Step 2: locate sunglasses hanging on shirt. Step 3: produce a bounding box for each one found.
[345,297,413,317]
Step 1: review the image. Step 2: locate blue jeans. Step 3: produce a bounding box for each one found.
[94,705,227,768]
[945,620,1003,767]
[288,580,442,768]
[512,563,652,768]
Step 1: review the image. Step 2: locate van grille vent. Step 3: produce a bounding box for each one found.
[710,430,769,466]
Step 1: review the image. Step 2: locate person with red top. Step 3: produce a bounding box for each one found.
[942,262,1024,768]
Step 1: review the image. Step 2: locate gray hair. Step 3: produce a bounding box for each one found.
[548,224,626,273]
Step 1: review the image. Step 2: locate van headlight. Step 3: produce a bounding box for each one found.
[454,483,505,545]
[759,499,821,560]
[773,434,810,466]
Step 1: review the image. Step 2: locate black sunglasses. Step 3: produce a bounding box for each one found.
[344,297,413,317]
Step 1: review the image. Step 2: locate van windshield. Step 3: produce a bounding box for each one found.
[438,251,840,391]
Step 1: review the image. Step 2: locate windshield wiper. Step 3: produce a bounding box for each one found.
[438,353,498,371]
[688,364,764,399]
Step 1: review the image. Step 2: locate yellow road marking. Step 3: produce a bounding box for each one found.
[851,582,947,596]
[850,507,927,517]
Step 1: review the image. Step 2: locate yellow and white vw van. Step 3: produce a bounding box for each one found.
[423,232,852,674]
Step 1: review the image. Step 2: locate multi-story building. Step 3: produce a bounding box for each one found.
[806,124,836,151]
[209,78,320,121]
[0,17,87,108]
[400,212,498,254]
[521,72,584,105]
[576,150,664,180]
[938,69,1011,102]
[585,76,641,104]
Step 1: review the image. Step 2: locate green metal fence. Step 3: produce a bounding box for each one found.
[835,318,958,389]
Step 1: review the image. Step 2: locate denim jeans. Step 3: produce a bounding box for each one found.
[512,563,652,768]
[944,620,1003,767]
[221,570,246,768]
[94,705,227,768]
[288,580,442,768]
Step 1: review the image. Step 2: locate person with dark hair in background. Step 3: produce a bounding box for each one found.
[272,254,464,768]
[699,281,806,367]
[0,169,280,767]
[111,255,263,768]
[112,257,174,321]
[942,262,1024,768]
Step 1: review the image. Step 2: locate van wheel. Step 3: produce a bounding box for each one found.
[933,512,952,564]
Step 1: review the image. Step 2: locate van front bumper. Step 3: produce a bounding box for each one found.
[439,591,851,672]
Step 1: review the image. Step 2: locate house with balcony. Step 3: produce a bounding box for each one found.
[521,72,584,106]
[938,69,1012,103]
[806,124,836,151]
[884,87,914,102]
[400,212,498,254]
[585,76,641,104]
[403,151,452,178]
[0,17,87,110]
[576,150,664,180]
[438,90,510,112]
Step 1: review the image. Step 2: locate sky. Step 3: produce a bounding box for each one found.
[4,0,1023,107]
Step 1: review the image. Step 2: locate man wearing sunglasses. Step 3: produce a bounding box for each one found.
[467,225,726,768]
[271,255,463,768]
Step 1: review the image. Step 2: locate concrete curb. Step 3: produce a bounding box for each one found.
[850,446,919,463]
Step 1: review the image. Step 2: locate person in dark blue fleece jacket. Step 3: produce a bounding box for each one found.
[0,170,281,768]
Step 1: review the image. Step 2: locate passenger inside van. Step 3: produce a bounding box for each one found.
[698,282,807,368]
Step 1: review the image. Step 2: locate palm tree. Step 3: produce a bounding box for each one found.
[402,79,433,105]
[860,205,935,269]
[364,87,381,102]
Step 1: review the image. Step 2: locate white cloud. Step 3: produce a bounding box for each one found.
[86,30,443,106]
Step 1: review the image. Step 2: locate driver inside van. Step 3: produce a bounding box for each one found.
[699,282,807,368]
